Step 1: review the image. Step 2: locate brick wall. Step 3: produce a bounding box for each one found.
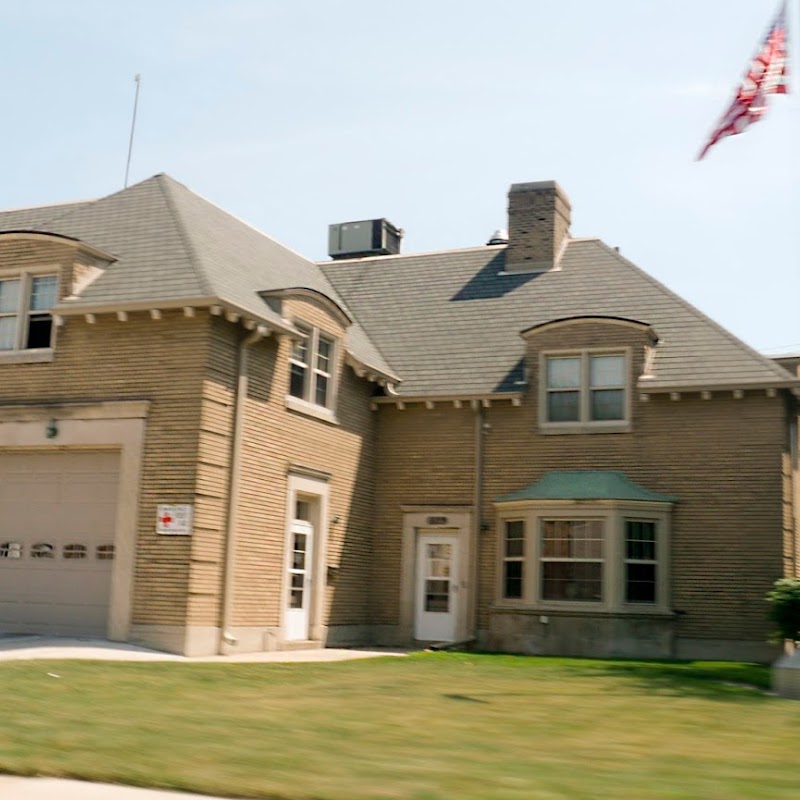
[0,276,207,629]
[191,296,376,634]
[373,318,788,648]
[505,182,571,273]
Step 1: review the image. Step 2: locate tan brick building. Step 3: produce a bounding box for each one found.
[0,175,796,660]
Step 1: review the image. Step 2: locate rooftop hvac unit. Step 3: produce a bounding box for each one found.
[328,218,402,260]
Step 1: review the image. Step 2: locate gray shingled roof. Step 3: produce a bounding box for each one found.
[0,175,395,381]
[321,241,795,395]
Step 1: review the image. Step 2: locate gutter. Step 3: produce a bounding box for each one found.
[218,324,269,655]
[471,404,486,642]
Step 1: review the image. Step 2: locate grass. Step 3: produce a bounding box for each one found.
[0,652,798,799]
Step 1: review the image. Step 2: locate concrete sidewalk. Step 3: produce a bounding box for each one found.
[0,635,407,663]
[0,776,231,799]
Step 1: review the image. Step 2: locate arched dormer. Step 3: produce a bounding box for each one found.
[520,315,658,433]
[0,231,115,359]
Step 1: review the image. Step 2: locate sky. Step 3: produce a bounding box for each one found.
[2,0,798,354]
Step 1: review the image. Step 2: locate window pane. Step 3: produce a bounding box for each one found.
[505,538,523,558]
[29,276,58,311]
[504,520,525,557]
[315,374,329,406]
[626,521,656,561]
[289,362,307,398]
[504,561,523,599]
[0,279,20,314]
[546,357,580,389]
[317,337,332,372]
[547,390,579,422]
[25,315,52,349]
[0,317,17,350]
[542,520,603,559]
[626,563,656,603]
[542,562,602,602]
[291,336,309,364]
[590,355,624,387]
[590,389,624,420]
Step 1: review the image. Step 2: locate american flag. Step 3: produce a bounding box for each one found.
[698,2,789,160]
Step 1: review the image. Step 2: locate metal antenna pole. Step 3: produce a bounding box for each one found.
[124,74,142,188]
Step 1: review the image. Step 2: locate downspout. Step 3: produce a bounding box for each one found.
[791,409,798,577]
[219,324,269,655]
[471,402,485,642]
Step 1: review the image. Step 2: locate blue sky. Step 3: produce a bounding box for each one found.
[3,0,798,353]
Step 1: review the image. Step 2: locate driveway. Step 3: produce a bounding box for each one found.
[0,635,406,663]
[0,776,231,799]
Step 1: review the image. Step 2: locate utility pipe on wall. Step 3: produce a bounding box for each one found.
[471,404,486,641]
[219,324,269,655]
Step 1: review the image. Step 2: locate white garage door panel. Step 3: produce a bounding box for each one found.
[0,451,120,637]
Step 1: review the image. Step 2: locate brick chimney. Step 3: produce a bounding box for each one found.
[504,181,571,273]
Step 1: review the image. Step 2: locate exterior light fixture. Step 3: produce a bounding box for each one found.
[45,419,59,439]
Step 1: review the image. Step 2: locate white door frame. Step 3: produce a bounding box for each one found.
[414,531,460,642]
[400,507,472,644]
[281,472,329,644]
[0,401,149,641]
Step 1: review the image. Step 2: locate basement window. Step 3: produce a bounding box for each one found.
[0,273,58,352]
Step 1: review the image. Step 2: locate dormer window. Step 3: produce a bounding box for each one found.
[0,272,58,351]
[287,323,337,418]
[540,350,630,432]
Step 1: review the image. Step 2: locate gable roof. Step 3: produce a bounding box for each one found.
[496,470,677,503]
[321,241,795,396]
[0,175,396,382]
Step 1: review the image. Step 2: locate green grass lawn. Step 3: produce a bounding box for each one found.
[0,653,798,800]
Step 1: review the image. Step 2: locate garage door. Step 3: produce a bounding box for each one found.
[0,450,120,637]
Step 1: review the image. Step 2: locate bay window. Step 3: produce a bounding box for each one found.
[496,507,669,612]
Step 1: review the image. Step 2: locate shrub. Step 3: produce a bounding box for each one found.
[766,578,800,645]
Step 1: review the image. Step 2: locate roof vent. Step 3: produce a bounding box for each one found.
[487,228,509,246]
[328,218,402,260]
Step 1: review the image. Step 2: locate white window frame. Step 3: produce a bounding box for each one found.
[501,519,526,601]
[495,502,671,614]
[539,348,632,434]
[0,267,59,361]
[623,518,659,605]
[285,323,339,423]
[540,518,605,604]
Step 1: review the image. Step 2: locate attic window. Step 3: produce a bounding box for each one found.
[0,273,57,351]
[288,324,336,410]
[540,351,630,432]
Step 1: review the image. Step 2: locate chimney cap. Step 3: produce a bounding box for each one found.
[509,180,571,206]
[487,229,509,246]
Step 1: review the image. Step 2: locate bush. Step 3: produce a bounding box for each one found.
[766,578,800,645]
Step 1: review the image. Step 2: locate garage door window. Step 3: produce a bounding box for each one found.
[64,544,88,560]
[96,544,115,560]
[31,542,55,559]
[0,542,22,559]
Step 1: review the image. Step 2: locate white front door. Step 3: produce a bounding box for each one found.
[414,533,459,642]
[285,519,314,641]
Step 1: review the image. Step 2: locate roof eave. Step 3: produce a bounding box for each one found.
[52,296,297,337]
